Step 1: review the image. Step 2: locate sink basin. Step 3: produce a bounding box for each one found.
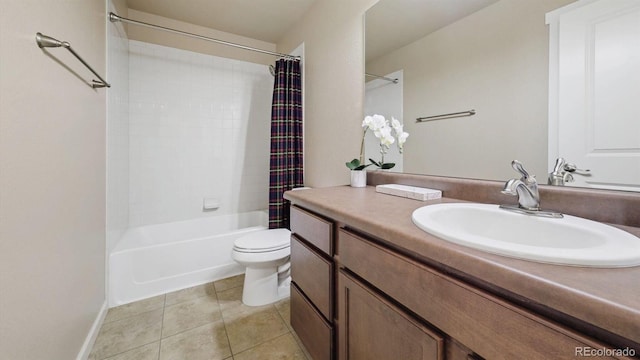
[412,203,640,267]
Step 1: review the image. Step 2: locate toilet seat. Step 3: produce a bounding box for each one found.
[233,228,291,253]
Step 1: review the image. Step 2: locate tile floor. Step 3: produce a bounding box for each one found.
[89,274,310,360]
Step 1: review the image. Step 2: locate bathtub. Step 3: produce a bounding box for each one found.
[109,211,267,306]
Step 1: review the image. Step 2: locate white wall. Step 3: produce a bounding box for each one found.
[128,40,272,227]
[0,0,106,358]
[277,0,380,187]
[364,70,404,171]
[107,1,130,255]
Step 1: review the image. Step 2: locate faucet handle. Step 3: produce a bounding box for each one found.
[552,157,566,173]
[563,163,591,176]
[511,160,534,181]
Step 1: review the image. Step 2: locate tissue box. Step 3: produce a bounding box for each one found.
[375,184,442,201]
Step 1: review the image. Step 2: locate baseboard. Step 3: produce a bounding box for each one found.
[76,300,108,360]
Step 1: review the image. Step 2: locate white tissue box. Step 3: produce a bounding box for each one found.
[375,184,442,201]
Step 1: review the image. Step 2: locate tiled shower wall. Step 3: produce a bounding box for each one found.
[106,2,130,254]
[128,40,272,227]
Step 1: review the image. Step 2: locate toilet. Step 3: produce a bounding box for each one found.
[231,228,292,306]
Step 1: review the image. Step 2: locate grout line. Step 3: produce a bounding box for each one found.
[99,340,161,360]
[159,294,167,341]
[158,294,166,360]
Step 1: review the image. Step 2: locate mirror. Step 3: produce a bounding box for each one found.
[365,0,640,191]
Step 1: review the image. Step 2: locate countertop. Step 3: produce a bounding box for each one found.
[284,186,640,345]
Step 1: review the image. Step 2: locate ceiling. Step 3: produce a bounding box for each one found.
[126,0,317,43]
[125,0,499,60]
[366,0,499,62]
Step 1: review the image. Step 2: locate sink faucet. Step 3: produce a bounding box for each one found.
[501,160,540,210]
[500,160,563,218]
[548,157,591,186]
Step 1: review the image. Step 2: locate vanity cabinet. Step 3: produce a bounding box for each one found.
[338,228,629,360]
[288,203,632,360]
[289,205,335,360]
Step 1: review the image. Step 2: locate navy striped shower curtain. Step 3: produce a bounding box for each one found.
[268,59,303,229]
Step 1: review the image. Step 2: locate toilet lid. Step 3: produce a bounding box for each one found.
[234,228,291,253]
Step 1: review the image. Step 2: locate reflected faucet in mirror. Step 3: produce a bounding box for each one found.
[548,158,591,186]
[500,160,563,218]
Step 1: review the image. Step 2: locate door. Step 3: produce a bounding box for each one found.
[551,0,640,191]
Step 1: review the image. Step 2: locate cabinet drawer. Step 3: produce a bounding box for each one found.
[338,270,444,360]
[291,206,333,255]
[291,283,333,360]
[338,229,623,360]
[291,234,333,320]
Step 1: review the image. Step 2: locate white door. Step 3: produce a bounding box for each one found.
[551,0,640,191]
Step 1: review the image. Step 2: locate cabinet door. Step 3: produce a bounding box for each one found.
[338,270,444,360]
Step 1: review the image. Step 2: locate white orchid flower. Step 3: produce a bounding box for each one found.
[378,126,395,148]
[362,115,373,129]
[391,117,403,134]
[369,114,387,132]
[397,131,409,153]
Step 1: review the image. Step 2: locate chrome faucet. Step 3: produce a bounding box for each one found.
[500,160,563,218]
[501,160,540,210]
[548,157,591,186]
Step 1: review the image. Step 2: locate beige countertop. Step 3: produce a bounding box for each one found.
[284,186,640,345]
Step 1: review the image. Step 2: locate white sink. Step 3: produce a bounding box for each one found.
[412,203,640,267]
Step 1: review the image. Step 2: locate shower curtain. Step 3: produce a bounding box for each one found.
[268,59,303,229]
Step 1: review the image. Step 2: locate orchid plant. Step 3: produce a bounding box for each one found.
[361,114,409,170]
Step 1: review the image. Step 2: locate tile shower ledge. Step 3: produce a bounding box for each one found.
[284,186,640,346]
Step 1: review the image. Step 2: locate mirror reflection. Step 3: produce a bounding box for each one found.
[365,0,640,192]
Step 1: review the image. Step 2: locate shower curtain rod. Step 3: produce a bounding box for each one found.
[109,12,300,60]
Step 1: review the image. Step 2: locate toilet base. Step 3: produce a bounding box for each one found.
[241,264,291,306]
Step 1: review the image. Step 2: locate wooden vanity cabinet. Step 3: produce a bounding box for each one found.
[289,206,335,360]
[338,228,630,360]
[289,205,631,360]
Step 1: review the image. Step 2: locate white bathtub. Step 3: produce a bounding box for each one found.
[109,211,267,307]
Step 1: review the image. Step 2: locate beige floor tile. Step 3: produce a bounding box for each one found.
[217,285,275,320]
[224,306,289,354]
[159,321,231,360]
[102,342,160,360]
[162,295,222,338]
[90,309,163,359]
[165,282,216,306]
[216,285,243,312]
[233,333,306,360]
[274,298,291,328]
[104,295,165,323]
[213,273,245,292]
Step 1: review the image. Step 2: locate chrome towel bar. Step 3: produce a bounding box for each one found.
[365,73,399,84]
[416,109,475,123]
[35,32,110,89]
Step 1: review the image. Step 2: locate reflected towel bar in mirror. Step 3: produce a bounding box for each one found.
[35,32,110,89]
[416,110,476,123]
[365,73,399,84]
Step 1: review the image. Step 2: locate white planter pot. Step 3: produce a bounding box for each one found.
[350,170,367,188]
